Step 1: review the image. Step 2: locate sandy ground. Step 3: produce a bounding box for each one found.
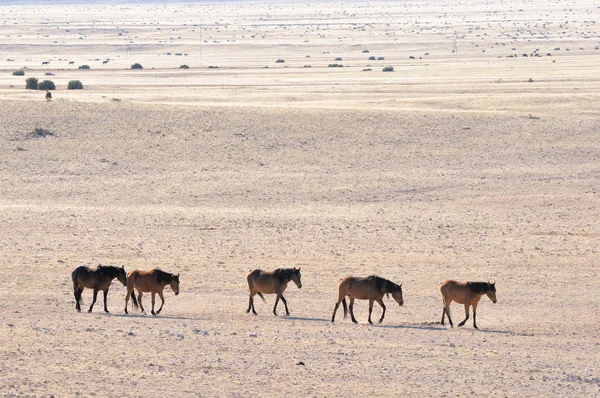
[1,1,600,397]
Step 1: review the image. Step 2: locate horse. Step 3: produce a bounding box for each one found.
[42,61,50,65]
[71,265,127,313]
[440,280,497,329]
[103,60,109,65]
[331,275,403,324]
[45,90,52,101]
[124,268,180,315]
[69,61,74,65]
[246,268,302,316]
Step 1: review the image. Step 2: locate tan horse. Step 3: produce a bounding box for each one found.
[331,275,403,324]
[246,268,302,316]
[71,265,127,313]
[124,269,180,315]
[440,280,497,329]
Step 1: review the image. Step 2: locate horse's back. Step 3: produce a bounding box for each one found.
[127,269,158,291]
[338,275,374,300]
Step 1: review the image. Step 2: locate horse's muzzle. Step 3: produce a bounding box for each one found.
[175,292,180,296]
[493,300,497,303]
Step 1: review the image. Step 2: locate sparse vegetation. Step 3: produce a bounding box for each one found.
[179,65,189,69]
[67,80,84,90]
[37,80,56,90]
[335,57,343,61]
[25,77,38,90]
[208,65,218,69]
[382,66,394,72]
[328,64,344,68]
[13,70,25,76]
[78,64,90,69]
[275,59,285,63]
[362,49,370,53]
[29,127,54,138]
[368,56,376,60]
[131,63,143,69]
[377,57,385,60]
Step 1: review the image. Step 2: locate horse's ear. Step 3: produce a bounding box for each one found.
[298,267,301,272]
[177,273,180,278]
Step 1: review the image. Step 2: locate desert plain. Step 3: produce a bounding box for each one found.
[0,0,599,397]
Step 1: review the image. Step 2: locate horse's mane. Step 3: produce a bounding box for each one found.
[274,268,297,283]
[468,282,492,293]
[96,264,118,277]
[155,268,174,284]
[370,275,398,294]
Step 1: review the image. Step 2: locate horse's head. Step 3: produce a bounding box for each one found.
[392,283,404,306]
[117,266,127,287]
[292,267,302,289]
[171,273,180,295]
[487,282,497,303]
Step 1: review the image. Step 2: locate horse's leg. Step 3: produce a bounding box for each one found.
[441,307,446,325]
[273,295,280,316]
[279,294,290,316]
[74,287,83,312]
[103,289,109,313]
[151,292,157,315]
[124,289,130,314]
[446,305,454,328]
[472,302,479,329]
[377,299,386,324]
[331,300,341,323]
[348,297,358,324]
[156,291,165,314]
[367,299,375,324]
[88,288,98,313]
[458,303,470,327]
[138,292,145,313]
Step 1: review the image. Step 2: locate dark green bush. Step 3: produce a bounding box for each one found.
[78,64,90,70]
[179,65,189,69]
[67,80,83,90]
[382,66,394,72]
[275,59,285,63]
[12,70,25,76]
[25,77,38,90]
[37,80,56,90]
[368,56,376,61]
[328,64,343,68]
[130,63,143,69]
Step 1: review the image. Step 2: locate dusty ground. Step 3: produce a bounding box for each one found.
[0,1,599,397]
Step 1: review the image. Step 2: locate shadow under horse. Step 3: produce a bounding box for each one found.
[71,265,127,313]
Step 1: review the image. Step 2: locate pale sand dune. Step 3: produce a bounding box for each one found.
[0,1,599,397]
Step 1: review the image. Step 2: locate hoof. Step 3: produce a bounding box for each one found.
[87,309,92,313]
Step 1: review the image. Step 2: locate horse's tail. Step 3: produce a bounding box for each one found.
[71,268,82,306]
[342,298,348,319]
[257,292,266,303]
[130,290,139,310]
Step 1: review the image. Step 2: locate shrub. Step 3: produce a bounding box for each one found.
[368,56,376,60]
[328,64,343,67]
[25,77,38,90]
[67,80,83,90]
[335,57,343,61]
[179,64,189,69]
[377,57,385,60]
[362,49,370,53]
[38,80,56,90]
[208,65,218,69]
[131,63,143,69]
[78,64,90,69]
[12,70,25,76]
[275,59,285,63]
[382,66,394,72]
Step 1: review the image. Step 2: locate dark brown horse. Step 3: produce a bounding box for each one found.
[124,269,180,315]
[440,280,497,329]
[246,268,302,316]
[71,265,127,313]
[332,275,403,324]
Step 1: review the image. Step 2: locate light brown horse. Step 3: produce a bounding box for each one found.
[440,280,497,329]
[71,265,127,313]
[246,268,302,316]
[124,269,180,315]
[331,275,403,324]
